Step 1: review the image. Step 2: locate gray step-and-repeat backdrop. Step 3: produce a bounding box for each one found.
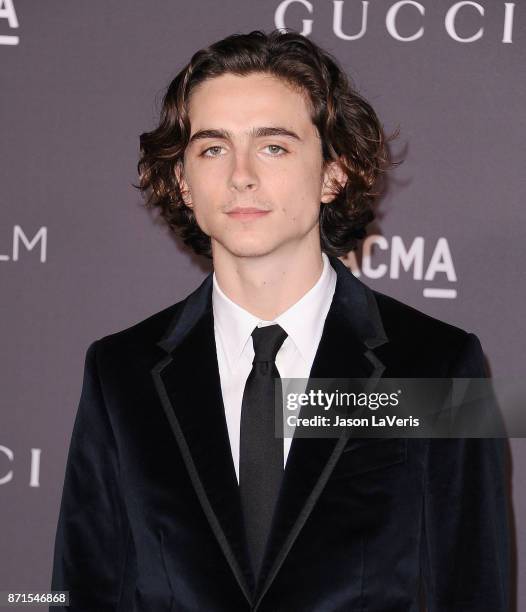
[1,1,525,610]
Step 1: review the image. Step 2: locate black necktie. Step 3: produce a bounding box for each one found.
[239,323,288,579]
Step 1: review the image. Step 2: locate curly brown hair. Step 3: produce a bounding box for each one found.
[138,29,394,258]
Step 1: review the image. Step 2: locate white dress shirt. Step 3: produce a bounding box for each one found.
[212,252,337,483]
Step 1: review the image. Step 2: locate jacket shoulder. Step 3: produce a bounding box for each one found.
[373,289,470,343]
[90,298,187,360]
[83,272,213,370]
[371,289,484,376]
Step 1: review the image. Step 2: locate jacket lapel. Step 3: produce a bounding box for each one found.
[150,257,389,608]
[252,257,389,607]
[150,275,255,604]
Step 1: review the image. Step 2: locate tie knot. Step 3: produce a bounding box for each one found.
[251,324,288,363]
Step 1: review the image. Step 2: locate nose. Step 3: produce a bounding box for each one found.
[229,149,259,192]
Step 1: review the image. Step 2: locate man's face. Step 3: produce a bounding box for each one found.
[180,72,338,260]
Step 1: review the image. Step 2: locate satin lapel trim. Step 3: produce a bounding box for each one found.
[253,258,388,608]
[151,276,254,603]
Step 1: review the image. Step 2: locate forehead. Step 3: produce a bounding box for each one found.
[187,72,314,134]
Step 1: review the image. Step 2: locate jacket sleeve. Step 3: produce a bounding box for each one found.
[50,340,136,611]
[421,333,510,612]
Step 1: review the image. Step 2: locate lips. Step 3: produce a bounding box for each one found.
[226,207,271,220]
[226,207,270,214]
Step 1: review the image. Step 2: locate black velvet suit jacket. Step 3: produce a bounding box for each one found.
[51,256,509,611]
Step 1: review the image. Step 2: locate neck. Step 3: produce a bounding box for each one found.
[212,240,324,321]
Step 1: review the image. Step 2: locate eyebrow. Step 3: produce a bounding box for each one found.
[188,126,302,144]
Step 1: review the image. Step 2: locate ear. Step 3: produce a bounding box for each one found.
[175,161,193,207]
[321,159,347,204]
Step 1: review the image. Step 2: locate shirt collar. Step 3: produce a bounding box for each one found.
[212,252,336,370]
[212,274,261,370]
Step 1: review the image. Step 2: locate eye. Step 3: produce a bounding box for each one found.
[201,145,225,157]
[264,144,287,156]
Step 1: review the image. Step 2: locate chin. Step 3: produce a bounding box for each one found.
[218,236,279,259]
[227,245,276,259]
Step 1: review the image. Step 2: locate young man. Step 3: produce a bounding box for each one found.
[51,30,509,611]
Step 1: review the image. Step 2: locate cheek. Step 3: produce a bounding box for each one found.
[287,169,324,212]
[187,165,228,207]
[282,159,324,196]
[184,169,217,210]
[270,164,318,197]
[186,185,216,231]
[281,195,321,228]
